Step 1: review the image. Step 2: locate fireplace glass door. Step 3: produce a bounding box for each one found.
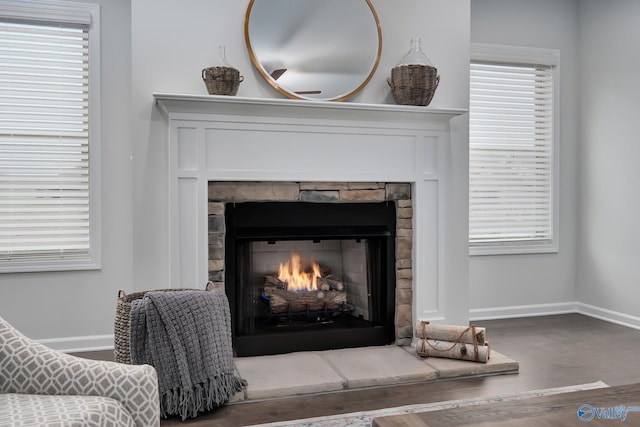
[225,202,396,356]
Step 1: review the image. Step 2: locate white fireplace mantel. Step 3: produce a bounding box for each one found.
[154,93,467,324]
[154,93,465,125]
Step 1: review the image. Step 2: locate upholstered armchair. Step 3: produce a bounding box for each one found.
[0,316,160,427]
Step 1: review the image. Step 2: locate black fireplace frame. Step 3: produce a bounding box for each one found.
[225,201,396,356]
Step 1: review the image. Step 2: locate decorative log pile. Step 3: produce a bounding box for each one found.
[262,269,347,315]
[414,321,491,363]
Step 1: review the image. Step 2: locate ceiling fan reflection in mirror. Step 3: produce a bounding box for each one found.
[244,0,382,101]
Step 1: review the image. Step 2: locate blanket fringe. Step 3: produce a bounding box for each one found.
[161,373,248,420]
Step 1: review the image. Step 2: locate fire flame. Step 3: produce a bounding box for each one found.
[277,253,321,292]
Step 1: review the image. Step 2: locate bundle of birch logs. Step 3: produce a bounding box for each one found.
[415,321,490,363]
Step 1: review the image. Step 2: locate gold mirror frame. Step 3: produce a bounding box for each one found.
[244,0,382,101]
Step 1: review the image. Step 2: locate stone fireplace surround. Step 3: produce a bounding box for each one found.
[154,93,466,353]
[208,180,414,344]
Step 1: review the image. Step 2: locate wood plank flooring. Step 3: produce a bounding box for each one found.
[74,313,640,426]
[372,383,640,426]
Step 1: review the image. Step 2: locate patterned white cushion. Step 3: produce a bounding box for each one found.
[0,316,160,427]
[0,393,136,427]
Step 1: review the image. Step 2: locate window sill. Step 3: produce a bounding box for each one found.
[469,242,558,256]
[0,257,101,274]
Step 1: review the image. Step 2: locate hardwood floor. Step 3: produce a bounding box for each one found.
[75,313,640,426]
[372,383,640,427]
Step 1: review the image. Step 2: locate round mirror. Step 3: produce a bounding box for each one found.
[244,0,382,101]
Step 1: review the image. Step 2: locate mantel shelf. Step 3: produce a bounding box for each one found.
[153,93,467,125]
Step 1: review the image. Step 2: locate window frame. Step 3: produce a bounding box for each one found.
[469,43,560,256]
[0,0,101,273]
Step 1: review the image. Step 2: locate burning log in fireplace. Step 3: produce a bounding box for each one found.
[263,285,348,315]
[262,254,349,315]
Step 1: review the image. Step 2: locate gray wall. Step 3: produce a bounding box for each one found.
[0,0,472,347]
[0,0,133,347]
[469,0,580,316]
[130,0,472,328]
[577,0,640,320]
[471,0,640,326]
[4,0,639,348]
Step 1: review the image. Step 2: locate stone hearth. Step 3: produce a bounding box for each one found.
[232,346,519,401]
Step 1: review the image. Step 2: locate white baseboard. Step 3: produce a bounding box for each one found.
[469,302,579,321]
[470,301,640,331]
[576,302,640,331]
[36,303,640,353]
[38,334,114,353]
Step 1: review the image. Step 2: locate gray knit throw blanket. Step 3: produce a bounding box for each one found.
[129,290,247,420]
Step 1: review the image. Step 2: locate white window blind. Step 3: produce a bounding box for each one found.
[469,59,555,251]
[0,10,93,266]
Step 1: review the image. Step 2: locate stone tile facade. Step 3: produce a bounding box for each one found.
[208,181,413,345]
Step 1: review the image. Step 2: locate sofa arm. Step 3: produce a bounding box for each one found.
[0,317,160,427]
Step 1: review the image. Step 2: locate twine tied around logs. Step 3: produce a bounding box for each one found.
[418,321,480,362]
